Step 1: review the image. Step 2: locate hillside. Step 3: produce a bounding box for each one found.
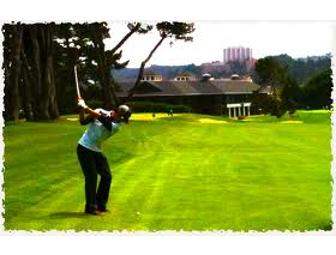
[112,54,331,84]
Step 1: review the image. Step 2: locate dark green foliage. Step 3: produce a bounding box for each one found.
[302,68,332,109]
[51,22,119,114]
[251,92,283,117]
[86,98,104,109]
[273,54,331,85]
[253,56,305,117]
[156,22,195,41]
[280,75,303,114]
[2,22,158,120]
[127,22,152,34]
[2,22,118,120]
[253,56,286,87]
[3,23,60,121]
[2,23,23,121]
[3,21,195,121]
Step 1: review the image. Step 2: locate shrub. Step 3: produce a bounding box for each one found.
[86,99,104,109]
[127,101,192,113]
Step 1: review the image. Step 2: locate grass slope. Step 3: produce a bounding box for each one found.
[3,111,332,231]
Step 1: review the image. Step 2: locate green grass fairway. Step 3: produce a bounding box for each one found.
[3,110,332,231]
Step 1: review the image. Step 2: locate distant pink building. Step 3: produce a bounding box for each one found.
[223,47,253,64]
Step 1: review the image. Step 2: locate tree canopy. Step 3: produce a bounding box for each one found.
[2,21,195,121]
[252,56,302,117]
[302,68,332,109]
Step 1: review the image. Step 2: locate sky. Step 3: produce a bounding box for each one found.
[105,21,334,68]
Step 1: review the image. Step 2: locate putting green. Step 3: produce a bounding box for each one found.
[280,120,303,124]
[3,110,332,232]
[131,113,182,121]
[198,118,228,124]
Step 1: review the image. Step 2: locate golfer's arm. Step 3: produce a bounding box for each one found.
[82,107,112,131]
[84,107,101,118]
[79,108,96,125]
[97,115,112,131]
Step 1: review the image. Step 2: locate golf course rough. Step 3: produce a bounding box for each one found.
[3,110,333,232]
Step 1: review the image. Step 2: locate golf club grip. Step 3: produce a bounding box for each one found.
[74,65,81,98]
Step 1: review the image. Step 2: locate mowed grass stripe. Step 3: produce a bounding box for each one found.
[106,122,182,230]
[6,177,84,230]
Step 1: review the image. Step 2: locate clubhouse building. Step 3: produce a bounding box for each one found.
[117,72,261,117]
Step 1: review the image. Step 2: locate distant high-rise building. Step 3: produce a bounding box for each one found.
[223,47,253,64]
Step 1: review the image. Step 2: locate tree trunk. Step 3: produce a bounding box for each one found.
[48,55,60,119]
[21,47,34,121]
[3,26,12,121]
[46,24,59,119]
[5,25,24,121]
[29,24,59,120]
[30,26,43,119]
[38,25,51,120]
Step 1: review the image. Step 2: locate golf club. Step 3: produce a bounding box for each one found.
[74,65,81,98]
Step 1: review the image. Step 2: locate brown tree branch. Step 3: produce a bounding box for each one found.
[110,23,141,54]
[125,35,167,101]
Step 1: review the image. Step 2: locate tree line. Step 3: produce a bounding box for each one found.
[2,22,331,121]
[2,22,195,121]
[251,56,332,117]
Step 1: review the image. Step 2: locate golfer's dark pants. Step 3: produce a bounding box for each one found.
[77,144,112,212]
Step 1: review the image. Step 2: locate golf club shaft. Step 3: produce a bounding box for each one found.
[74,65,81,98]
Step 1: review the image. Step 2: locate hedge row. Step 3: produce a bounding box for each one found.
[127,101,192,113]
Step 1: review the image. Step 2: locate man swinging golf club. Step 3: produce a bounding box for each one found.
[76,98,131,215]
[74,65,131,215]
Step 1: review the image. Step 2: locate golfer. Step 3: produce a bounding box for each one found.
[76,98,131,215]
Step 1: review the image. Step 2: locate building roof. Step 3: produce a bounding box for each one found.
[116,79,260,98]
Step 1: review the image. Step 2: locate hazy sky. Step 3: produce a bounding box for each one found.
[105,21,334,68]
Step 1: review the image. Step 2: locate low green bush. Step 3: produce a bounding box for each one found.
[128,101,192,113]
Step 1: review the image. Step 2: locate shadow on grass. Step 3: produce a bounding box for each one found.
[49,212,88,219]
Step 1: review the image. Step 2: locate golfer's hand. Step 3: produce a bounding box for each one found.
[78,99,88,109]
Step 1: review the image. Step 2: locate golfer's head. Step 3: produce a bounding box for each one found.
[117,104,131,123]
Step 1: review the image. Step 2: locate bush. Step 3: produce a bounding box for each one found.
[251,91,286,118]
[302,68,332,109]
[128,101,192,113]
[86,99,104,109]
